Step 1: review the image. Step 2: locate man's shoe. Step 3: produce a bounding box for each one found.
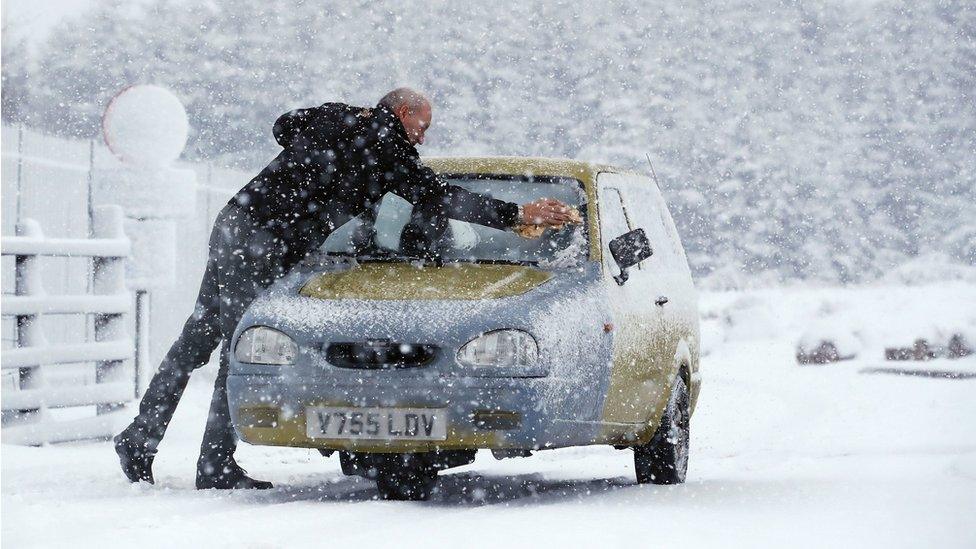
[195,461,273,490]
[113,431,156,484]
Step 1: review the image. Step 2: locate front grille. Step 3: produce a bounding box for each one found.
[471,410,521,430]
[325,339,438,370]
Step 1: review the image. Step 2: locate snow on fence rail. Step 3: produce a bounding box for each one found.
[1,206,135,445]
[3,122,245,388]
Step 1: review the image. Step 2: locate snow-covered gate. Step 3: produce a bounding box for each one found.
[1,120,244,444]
[1,206,136,444]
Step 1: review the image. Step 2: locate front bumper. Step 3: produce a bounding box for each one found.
[227,373,601,453]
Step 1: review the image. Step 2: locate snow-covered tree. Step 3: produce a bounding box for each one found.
[12,0,976,282]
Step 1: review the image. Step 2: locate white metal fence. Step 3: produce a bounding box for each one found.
[1,206,134,444]
[1,124,246,444]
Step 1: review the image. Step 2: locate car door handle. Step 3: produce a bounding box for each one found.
[655,296,669,306]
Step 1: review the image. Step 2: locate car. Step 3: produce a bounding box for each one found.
[226,156,701,500]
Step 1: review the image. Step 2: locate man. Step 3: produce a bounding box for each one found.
[113,87,574,489]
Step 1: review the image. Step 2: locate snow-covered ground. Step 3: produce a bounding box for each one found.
[3,284,975,548]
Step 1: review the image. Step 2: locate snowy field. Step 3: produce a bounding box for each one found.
[3,283,975,548]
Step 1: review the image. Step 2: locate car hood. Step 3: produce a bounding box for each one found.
[234,258,614,412]
[299,263,553,301]
[238,258,609,352]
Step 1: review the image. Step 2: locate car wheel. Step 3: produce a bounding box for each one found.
[633,375,690,485]
[375,463,438,501]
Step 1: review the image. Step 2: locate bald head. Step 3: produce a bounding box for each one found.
[379,87,430,112]
[379,87,432,146]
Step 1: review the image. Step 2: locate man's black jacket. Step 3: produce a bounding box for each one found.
[230,102,519,267]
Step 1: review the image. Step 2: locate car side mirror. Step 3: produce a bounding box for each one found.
[609,228,652,285]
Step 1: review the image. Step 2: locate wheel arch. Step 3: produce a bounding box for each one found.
[673,338,693,389]
[673,337,700,415]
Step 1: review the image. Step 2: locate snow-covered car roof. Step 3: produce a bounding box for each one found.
[423,156,621,181]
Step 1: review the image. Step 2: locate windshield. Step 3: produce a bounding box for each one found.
[320,175,587,266]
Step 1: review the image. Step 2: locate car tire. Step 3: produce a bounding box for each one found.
[375,464,438,501]
[633,375,690,485]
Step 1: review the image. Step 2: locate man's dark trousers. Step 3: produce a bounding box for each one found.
[122,204,287,475]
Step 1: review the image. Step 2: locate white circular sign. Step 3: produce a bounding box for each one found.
[103,85,189,166]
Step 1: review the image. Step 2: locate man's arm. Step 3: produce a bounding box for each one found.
[386,148,519,230]
[377,132,577,233]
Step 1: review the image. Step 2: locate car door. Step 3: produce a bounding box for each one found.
[620,177,682,333]
[623,177,700,406]
[596,174,669,427]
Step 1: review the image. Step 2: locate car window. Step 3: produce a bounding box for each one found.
[597,185,631,272]
[320,175,588,266]
[653,187,689,263]
[621,176,682,273]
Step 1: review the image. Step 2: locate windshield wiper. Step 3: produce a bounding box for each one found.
[320,251,543,268]
[468,258,537,266]
[324,248,439,264]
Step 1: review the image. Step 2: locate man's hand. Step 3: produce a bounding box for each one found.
[521,198,576,226]
[514,198,582,239]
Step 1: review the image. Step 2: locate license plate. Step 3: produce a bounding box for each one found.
[305,407,447,441]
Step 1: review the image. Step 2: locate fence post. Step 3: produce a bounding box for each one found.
[91,206,129,415]
[134,289,150,397]
[15,124,24,225]
[11,219,48,429]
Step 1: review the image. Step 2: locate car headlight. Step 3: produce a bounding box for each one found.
[235,326,297,365]
[457,329,538,368]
